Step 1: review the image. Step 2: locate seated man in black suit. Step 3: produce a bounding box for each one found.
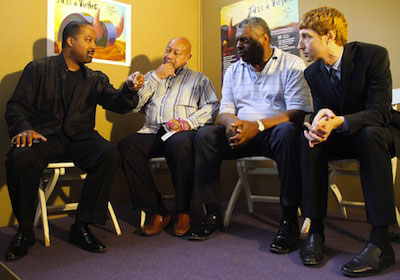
[298,7,400,276]
[4,20,142,260]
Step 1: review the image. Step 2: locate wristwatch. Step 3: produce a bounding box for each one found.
[256,120,265,132]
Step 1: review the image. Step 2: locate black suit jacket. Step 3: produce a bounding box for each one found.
[5,54,138,140]
[305,41,400,157]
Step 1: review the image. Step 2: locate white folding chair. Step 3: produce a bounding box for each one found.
[34,162,121,247]
[325,88,400,228]
[326,159,400,227]
[224,156,309,232]
[224,156,278,227]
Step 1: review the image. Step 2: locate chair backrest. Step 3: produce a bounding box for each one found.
[392,88,400,108]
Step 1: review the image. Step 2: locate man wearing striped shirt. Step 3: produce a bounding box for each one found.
[118,37,219,237]
[189,17,312,255]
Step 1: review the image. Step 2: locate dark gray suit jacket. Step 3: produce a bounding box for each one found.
[305,41,400,157]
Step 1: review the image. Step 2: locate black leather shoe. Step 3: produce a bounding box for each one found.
[188,214,224,241]
[270,219,300,254]
[341,243,395,277]
[300,233,324,265]
[69,224,107,253]
[5,231,35,261]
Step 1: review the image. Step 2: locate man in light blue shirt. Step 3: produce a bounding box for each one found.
[189,17,312,254]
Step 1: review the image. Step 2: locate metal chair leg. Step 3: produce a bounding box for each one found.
[224,179,242,227]
[107,202,121,235]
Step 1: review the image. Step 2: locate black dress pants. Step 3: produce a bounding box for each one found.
[300,126,396,226]
[193,123,302,208]
[118,129,197,213]
[5,131,120,230]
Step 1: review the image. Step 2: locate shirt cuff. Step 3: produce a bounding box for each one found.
[219,107,236,115]
[286,104,313,114]
[184,118,196,130]
[335,117,349,133]
[122,82,136,93]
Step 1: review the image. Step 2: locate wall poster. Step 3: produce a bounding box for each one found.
[221,0,299,76]
[47,0,131,66]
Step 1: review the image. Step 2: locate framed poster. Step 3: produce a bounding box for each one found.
[47,0,131,66]
[221,0,299,76]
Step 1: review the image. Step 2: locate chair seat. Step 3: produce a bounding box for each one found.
[224,156,309,232]
[328,158,400,227]
[46,162,75,168]
[34,162,121,247]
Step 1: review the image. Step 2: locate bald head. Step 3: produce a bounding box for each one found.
[168,37,191,53]
[163,37,192,70]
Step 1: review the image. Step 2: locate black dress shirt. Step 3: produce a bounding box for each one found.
[5,54,138,140]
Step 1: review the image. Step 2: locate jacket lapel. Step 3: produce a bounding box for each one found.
[339,44,355,112]
[56,55,68,118]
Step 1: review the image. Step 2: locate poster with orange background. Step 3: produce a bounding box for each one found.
[47,0,131,66]
[221,0,299,76]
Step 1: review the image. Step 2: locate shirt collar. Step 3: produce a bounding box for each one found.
[325,47,344,72]
[239,47,279,72]
[174,64,188,76]
[58,53,88,78]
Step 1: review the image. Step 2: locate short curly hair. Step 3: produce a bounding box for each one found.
[299,7,348,46]
[62,20,92,48]
[238,17,271,40]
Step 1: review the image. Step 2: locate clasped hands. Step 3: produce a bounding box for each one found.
[166,118,190,132]
[226,120,259,148]
[303,108,344,148]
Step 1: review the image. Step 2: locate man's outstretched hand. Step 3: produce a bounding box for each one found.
[11,130,47,148]
[126,71,145,91]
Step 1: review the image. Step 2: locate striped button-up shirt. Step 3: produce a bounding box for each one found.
[134,66,219,134]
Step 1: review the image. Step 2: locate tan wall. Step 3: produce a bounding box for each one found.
[201,0,400,215]
[0,0,200,227]
[203,0,400,93]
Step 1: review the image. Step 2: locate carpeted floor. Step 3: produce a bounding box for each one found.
[1,203,399,280]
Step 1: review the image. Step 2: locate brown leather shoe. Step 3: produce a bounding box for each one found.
[174,213,191,237]
[142,214,171,236]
